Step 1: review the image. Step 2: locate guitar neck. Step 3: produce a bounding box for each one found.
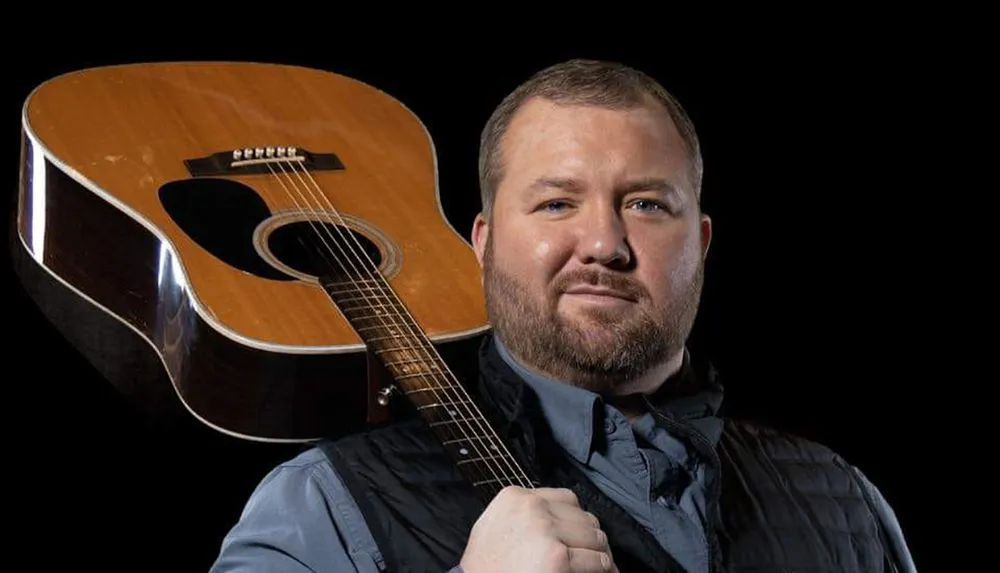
[321,275,532,500]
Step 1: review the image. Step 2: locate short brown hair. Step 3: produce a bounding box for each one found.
[478,58,703,218]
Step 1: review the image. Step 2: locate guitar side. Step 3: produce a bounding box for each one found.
[12,62,490,442]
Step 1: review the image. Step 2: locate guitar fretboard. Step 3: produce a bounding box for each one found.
[321,276,532,499]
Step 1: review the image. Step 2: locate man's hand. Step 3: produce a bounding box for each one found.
[459,486,618,573]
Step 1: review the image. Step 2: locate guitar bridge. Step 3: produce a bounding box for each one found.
[183,146,345,177]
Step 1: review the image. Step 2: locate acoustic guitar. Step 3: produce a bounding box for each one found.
[13,62,534,494]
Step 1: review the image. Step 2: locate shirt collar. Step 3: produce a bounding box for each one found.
[479,333,726,466]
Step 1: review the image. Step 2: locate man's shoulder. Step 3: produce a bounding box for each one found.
[274,445,335,470]
[210,442,387,572]
[717,418,879,523]
[250,420,420,498]
[328,417,429,443]
[324,417,446,460]
[247,445,345,505]
[261,418,427,476]
[720,417,851,466]
[719,418,916,571]
[248,419,444,495]
[240,421,434,515]
[720,417,814,442]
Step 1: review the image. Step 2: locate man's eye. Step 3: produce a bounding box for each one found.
[629,199,664,212]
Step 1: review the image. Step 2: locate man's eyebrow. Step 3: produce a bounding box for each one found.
[620,177,680,196]
[528,177,584,192]
[527,176,680,195]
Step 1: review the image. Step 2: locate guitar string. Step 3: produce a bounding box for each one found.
[257,152,531,492]
[267,159,518,494]
[274,157,531,493]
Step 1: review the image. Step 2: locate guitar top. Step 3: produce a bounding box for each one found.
[20,61,487,351]
[15,62,490,442]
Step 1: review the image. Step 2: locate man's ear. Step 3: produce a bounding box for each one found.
[700,213,713,261]
[471,212,489,267]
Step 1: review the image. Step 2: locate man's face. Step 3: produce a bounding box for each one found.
[472,96,712,393]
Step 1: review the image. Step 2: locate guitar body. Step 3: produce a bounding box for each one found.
[13,61,490,442]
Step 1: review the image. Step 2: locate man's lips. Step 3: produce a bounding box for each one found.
[563,285,637,302]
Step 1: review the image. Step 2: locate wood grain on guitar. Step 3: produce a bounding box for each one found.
[12,62,495,451]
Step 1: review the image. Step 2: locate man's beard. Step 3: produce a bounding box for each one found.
[482,237,704,394]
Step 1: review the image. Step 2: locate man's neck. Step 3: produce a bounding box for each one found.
[605,351,686,423]
[492,335,687,425]
[609,349,687,397]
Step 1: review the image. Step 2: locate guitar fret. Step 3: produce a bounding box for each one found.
[442,437,491,445]
[416,400,473,410]
[347,319,411,330]
[366,334,407,342]
[324,278,383,285]
[395,371,446,380]
[339,296,403,302]
[457,454,508,465]
[354,322,409,331]
[438,432,503,455]
[339,301,409,314]
[404,385,462,394]
[428,417,480,427]
[374,345,425,353]
[384,357,434,367]
[324,286,394,296]
[322,278,385,286]
[472,478,508,486]
[335,294,396,304]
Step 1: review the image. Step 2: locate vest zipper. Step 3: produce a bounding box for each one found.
[643,401,725,573]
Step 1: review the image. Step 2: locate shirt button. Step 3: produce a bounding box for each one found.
[603,418,616,433]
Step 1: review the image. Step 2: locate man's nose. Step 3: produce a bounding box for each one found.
[575,207,631,267]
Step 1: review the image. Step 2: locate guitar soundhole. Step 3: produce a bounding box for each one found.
[266,221,383,282]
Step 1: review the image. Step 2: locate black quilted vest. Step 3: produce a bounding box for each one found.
[319,336,900,572]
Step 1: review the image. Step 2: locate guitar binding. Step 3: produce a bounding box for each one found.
[183,146,346,177]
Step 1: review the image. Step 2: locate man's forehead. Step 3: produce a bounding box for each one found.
[502,98,682,157]
[498,97,690,186]
[508,95,678,133]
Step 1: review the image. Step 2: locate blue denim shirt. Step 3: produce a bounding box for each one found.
[210,336,718,572]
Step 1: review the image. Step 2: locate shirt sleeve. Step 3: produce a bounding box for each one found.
[208,447,385,573]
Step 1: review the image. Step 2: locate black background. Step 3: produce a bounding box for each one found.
[4,28,957,572]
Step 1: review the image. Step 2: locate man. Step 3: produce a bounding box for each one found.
[209,59,915,573]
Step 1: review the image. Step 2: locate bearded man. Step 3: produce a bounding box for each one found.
[210,58,916,573]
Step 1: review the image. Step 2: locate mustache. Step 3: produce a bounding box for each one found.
[553,269,646,300]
